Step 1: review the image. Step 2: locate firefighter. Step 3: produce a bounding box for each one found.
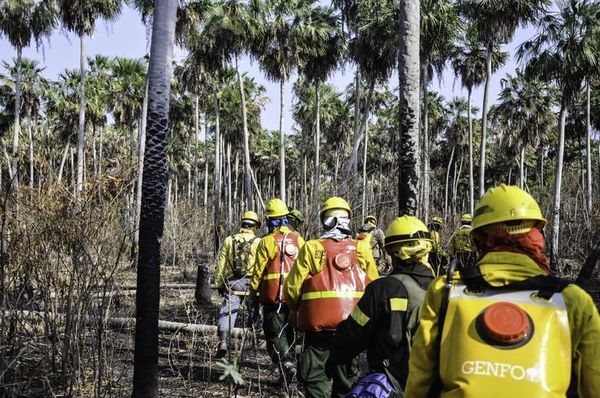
[214,211,262,357]
[428,216,448,275]
[326,215,436,395]
[248,198,305,386]
[288,209,305,236]
[284,197,379,398]
[405,184,600,397]
[357,215,389,274]
[449,213,476,268]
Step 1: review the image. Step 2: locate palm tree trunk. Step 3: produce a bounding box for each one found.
[193,96,199,207]
[586,82,592,219]
[550,97,567,271]
[235,54,254,209]
[58,141,70,184]
[279,79,286,201]
[133,83,149,263]
[227,141,232,225]
[28,121,34,197]
[361,116,369,219]
[444,145,455,220]
[421,68,430,221]
[540,143,544,191]
[467,87,474,215]
[212,78,222,255]
[353,68,361,160]
[234,150,239,205]
[347,79,374,177]
[203,116,209,212]
[478,48,492,198]
[76,35,87,200]
[519,138,525,189]
[98,126,103,177]
[397,0,420,215]
[132,1,177,396]
[10,46,23,197]
[313,80,321,205]
[303,155,307,212]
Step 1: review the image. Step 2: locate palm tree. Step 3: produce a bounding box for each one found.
[420,0,462,220]
[132,0,178,397]
[198,0,262,209]
[256,0,318,201]
[344,0,400,206]
[0,58,48,193]
[111,57,147,260]
[398,0,421,214]
[451,27,505,214]
[496,70,557,189]
[444,97,470,218]
[0,0,56,195]
[518,0,600,270]
[297,5,344,206]
[459,0,549,198]
[56,0,122,199]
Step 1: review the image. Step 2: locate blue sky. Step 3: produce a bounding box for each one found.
[0,4,538,134]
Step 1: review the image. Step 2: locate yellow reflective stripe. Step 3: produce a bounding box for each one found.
[301,291,364,300]
[263,272,288,281]
[351,306,370,327]
[390,297,408,311]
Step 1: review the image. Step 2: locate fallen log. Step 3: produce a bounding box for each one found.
[2,310,248,339]
[94,283,197,290]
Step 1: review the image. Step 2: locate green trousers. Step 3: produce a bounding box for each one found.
[298,332,359,398]
[262,304,296,367]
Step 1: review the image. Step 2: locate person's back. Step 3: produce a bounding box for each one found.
[358,216,388,274]
[449,214,476,268]
[328,216,435,395]
[214,211,261,357]
[284,197,379,398]
[406,185,600,398]
[428,217,447,275]
[248,198,305,387]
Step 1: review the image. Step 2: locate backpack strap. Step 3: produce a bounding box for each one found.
[458,265,571,298]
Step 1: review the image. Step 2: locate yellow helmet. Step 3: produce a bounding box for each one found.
[365,215,377,224]
[320,197,352,218]
[288,209,305,224]
[473,184,547,233]
[241,211,260,225]
[461,213,472,223]
[431,216,443,225]
[384,216,431,248]
[265,198,289,218]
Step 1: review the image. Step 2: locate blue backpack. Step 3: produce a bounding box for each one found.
[346,372,398,398]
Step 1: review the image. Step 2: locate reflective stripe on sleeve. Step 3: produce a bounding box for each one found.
[301,291,364,300]
[263,272,288,281]
[350,306,370,327]
[390,297,408,311]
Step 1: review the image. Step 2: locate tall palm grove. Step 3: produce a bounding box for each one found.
[0,0,599,396]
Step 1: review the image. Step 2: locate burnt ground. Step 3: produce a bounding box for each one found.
[105,268,302,398]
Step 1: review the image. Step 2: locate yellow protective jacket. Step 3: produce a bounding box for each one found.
[284,237,379,313]
[449,226,475,254]
[405,251,600,398]
[431,230,447,257]
[213,228,260,289]
[249,227,306,293]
